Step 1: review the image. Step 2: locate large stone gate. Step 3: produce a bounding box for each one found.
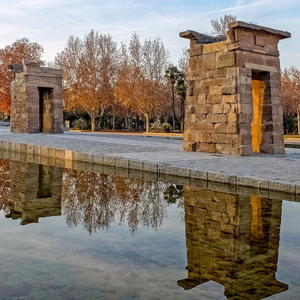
[9,62,64,134]
[180,21,291,155]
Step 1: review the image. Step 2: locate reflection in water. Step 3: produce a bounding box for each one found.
[0,158,293,299]
[0,159,183,233]
[6,161,62,225]
[178,186,288,299]
[62,169,177,234]
[0,158,10,214]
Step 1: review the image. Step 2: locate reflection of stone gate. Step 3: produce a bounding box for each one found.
[9,62,64,134]
[178,186,288,299]
[180,22,291,155]
[7,161,62,225]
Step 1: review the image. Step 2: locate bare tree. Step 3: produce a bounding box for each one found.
[211,14,237,36]
[178,47,189,78]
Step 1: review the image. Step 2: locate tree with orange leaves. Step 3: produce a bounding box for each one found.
[281,66,300,133]
[115,34,169,132]
[0,38,44,114]
[56,30,118,131]
[0,158,11,215]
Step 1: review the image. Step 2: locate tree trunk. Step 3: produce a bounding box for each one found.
[298,108,300,135]
[91,116,96,132]
[180,98,185,133]
[172,84,175,131]
[129,117,132,130]
[145,114,150,133]
[88,111,97,132]
[112,115,115,131]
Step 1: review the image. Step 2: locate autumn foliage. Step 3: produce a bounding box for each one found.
[281,66,300,115]
[0,38,44,114]
[0,158,11,214]
[55,30,118,131]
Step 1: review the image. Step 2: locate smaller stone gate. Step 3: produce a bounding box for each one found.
[180,21,291,155]
[9,62,64,134]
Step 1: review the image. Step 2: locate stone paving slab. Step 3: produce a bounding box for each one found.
[0,127,300,194]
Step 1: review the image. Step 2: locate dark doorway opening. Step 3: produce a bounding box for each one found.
[251,71,272,153]
[38,87,53,133]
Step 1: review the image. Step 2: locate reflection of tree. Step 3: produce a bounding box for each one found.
[164,185,183,204]
[62,169,170,234]
[0,158,11,214]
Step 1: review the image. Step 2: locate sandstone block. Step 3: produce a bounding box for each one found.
[196,133,211,143]
[186,105,195,114]
[212,104,223,114]
[215,123,227,133]
[217,52,235,69]
[197,95,206,104]
[207,95,222,104]
[227,123,239,134]
[209,86,222,95]
[183,141,196,151]
[214,114,226,123]
[202,41,224,54]
[228,113,237,123]
[196,114,206,122]
[216,143,240,155]
[223,95,237,103]
[211,134,226,143]
[196,142,216,153]
[221,85,236,95]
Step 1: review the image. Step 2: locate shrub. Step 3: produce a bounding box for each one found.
[72,118,90,130]
[150,120,172,133]
[161,123,172,133]
[150,120,162,132]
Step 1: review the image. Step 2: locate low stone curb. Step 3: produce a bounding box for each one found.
[0,139,299,197]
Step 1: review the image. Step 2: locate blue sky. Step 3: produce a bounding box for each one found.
[0,0,299,69]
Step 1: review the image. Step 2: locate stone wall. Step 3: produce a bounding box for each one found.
[10,62,63,134]
[181,22,291,155]
[178,186,288,298]
[8,161,62,225]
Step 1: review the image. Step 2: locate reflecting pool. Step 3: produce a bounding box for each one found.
[0,155,299,299]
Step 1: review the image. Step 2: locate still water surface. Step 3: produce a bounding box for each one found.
[0,157,299,299]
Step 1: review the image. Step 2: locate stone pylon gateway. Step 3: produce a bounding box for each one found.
[180,21,291,155]
[9,62,64,134]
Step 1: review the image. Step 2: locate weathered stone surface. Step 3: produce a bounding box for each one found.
[116,157,129,168]
[143,162,158,173]
[103,156,116,166]
[10,62,63,134]
[181,21,289,155]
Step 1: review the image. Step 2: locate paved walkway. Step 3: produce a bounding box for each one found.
[0,127,300,193]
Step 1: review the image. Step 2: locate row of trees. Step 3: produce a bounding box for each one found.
[0,33,187,132]
[55,31,187,132]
